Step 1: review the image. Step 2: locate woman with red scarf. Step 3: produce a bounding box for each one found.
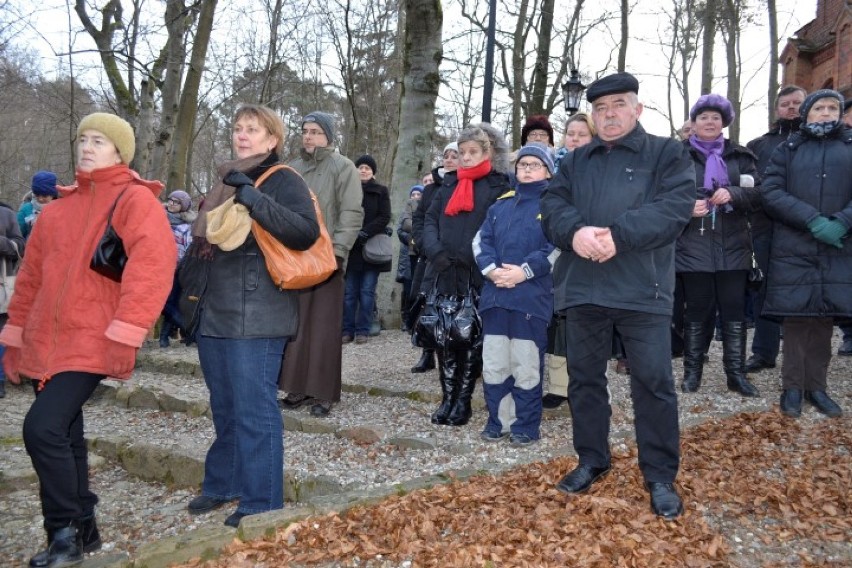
[420,124,510,426]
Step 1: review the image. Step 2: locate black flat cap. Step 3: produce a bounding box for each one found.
[586,72,639,103]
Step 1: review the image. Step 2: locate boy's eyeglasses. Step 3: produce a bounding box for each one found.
[516,161,544,171]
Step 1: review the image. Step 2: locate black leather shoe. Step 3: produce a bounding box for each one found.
[542,393,568,409]
[280,393,314,410]
[310,400,332,417]
[187,495,232,514]
[838,338,852,356]
[780,389,803,418]
[29,523,82,568]
[647,482,683,520]
[556,464,611,494]
[411,350,436,373]
[79,515,101,553]
[745,355,775,373]
[224,511,248,528]
[805,390,842,418]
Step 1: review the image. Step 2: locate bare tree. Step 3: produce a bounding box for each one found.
[765,0,779,127]
[700,0,715,94]
[618,0,628,71]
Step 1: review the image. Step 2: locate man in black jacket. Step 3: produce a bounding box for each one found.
[541,72,695,520]
[745,85,807,372]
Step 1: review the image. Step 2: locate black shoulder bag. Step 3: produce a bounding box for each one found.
[90,189,130,282]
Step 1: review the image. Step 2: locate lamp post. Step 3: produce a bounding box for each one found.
[562,69,586,115]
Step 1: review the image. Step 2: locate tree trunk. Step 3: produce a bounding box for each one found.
[529,0,554,116]
[618,0,628,71]
[766,0,779,128]
[168,0,217,192]
[510,0,528,147]
[700,0,715,94]
[379,0,442,329]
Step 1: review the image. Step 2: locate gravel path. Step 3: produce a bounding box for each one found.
[1,328,849,567]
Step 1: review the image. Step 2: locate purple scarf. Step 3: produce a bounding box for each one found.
[689,134,729,192]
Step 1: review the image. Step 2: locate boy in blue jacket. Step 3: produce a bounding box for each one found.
[473,143,557,445]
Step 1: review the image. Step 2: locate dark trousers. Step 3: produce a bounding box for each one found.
[680,270,747,324]
[564,305,679,483]
[160,271,185,345]
[23,372,103,528]
[748,236,781,361]
[781,317,833,390]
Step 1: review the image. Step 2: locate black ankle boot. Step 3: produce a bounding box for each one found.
[681,322,707,392]
[431,351,458,425]
[79,514,101,553]
[30,522,82,568]
[447,349,481,426]
[722,321,759,397]
[411,349,436,373]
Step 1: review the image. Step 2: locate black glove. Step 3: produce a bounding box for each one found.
[383,226,393,237]
[357,230,370,244]
[223,170,262,210]
[431,251,453,273]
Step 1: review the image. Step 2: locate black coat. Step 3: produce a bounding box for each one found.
[675,139,760,273]
[421,170,509,295]
[760,126,852,319]
[347,178,392,273]
[201,153,320,338]
[411,166,443,255]
[746,118,800,237]
[541,124,696,316]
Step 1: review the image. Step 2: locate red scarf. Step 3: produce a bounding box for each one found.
[444,159,492,216]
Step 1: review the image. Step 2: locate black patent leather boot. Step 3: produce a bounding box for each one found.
[681,322,707,392]
[431,350,458,425]
[29,522,82,568]
[723,321,760,397]
[411,349,436,373]
[447,348,482,426]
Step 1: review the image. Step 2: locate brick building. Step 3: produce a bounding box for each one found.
[780,0,852,99]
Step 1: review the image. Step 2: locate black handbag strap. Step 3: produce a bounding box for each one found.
[105,186,131,229]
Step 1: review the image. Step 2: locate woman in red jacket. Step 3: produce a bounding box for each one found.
[0,113,176,567]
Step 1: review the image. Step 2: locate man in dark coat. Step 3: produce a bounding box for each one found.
[744,85,807,373]
[541,72,695,520]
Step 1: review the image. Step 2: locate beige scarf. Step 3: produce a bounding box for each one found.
[191,152,270,239]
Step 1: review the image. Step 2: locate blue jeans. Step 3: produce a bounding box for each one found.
[343,268,380,336]
[197,335,287,514]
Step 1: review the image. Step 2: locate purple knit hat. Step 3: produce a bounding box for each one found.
[690,94,735,127]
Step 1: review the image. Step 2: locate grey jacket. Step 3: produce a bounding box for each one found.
[541,124,696,316]
[289,145,364,264]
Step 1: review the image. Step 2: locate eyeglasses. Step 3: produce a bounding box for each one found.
[516,161,544,171]
[167,198,181,204]
[526,130,550,140]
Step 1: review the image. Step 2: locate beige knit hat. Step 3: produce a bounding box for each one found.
[77,112,136,164]
[205,197,252,251]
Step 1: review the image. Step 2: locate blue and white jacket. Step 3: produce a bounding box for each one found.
[473,180,557,323]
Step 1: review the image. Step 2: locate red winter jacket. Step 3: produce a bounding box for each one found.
[0,164,176,383]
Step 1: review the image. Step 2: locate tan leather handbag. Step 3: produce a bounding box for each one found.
[251,165,336,289]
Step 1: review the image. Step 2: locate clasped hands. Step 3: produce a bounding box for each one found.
[573,226,616,263]
[488,264,526,288]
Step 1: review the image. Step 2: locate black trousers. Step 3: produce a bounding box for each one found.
[680,270,747,324]
[24,372,103,528]
[563,305,680,483]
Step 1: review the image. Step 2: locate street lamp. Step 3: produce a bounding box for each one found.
[562,69,586,115]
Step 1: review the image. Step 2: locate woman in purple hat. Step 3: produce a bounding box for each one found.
[676,93,761,397]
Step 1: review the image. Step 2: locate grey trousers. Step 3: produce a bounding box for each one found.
[781,317,833,390]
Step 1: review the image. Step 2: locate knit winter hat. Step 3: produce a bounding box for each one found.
[521,115,555,146]
[690,94,735,127]
[31,171,58,197]
[515,142,555,175]
[77,112,136,164]
[168,190,192,212]
[302,111,336,143]
[355,154,378,175]
[443,142,459,156]
[799,89,844,123]
[409,184,424,197]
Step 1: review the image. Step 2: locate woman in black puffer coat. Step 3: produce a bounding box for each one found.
[676,94,761,397]
[761,89,852,419]
[343,155,391,343]
[421,124,511,427]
